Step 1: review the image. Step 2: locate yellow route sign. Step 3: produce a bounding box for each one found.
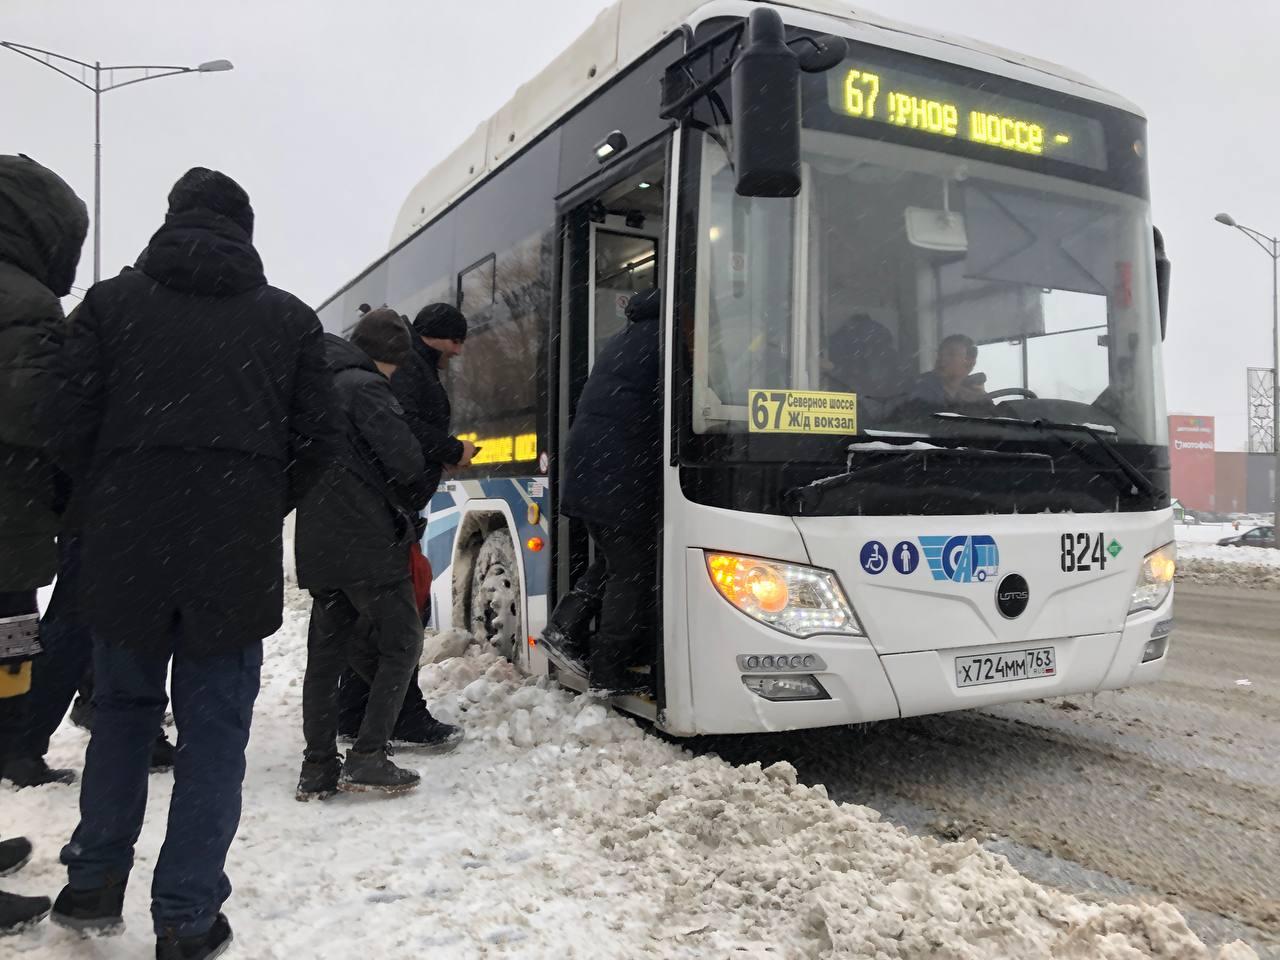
[748,389,858,435]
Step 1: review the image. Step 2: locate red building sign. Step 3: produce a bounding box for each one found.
[1169,415,1216,511]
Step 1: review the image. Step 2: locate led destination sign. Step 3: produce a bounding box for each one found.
[826,58,1107,170]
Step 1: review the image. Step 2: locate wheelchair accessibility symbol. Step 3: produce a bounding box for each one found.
[859,540,889,575]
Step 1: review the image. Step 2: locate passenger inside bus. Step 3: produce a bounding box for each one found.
[820,312,906,399]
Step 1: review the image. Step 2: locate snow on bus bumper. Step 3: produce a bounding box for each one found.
[683,549,900,735]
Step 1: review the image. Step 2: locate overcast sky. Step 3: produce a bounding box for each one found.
[3,0,1275,449]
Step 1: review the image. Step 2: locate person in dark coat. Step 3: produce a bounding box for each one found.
[544,288,662,695]
[0,154,87,937]
[5,276,175,792]
[47,167,336,958]
[335,302,475,745]
[391,301,476,493]
[821,313,906,398]
[295,309,434,799]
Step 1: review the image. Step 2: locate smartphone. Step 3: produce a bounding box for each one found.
[964,372,987,386]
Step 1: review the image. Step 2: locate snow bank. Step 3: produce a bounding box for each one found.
[4,587,1257,959]
[1177,542,1280,568]
[1177,542,1280,590]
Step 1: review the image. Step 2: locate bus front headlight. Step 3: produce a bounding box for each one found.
[1129,542,1176,614]
[705,552,864,638]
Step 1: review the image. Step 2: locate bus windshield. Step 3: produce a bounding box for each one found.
[688,127,1167,454]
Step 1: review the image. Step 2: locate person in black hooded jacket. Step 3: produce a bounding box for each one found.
[0,154,87,936]
[47,168,336,958]
[294,309,434,799]
[5,266,175,793]
[543,288,662,695]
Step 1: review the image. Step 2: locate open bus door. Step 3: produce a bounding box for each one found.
[551,156,666,705]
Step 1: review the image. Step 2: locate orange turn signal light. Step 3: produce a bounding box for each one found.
[526,536,544,552]
[706,553,790,615]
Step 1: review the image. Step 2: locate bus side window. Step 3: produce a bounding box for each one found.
[459,254,496,312]
[446,230,554,476]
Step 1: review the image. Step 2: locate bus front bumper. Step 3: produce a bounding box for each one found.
[679,549,1171,735]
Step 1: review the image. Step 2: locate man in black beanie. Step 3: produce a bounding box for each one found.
[335,302,475,749]
[165,166,254,236]
[294,309,433,800]
[49,166,336,959]
[398,302,475,481]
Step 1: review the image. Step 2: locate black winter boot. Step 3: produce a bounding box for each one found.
[69,694,94,731]
[150,732,176,773]
[156,912,233,959]
[2,756,76,787]
[0,890,51,935]
[0,838,33,878]
[588,648,649,699]
[50,877,127,934]
[295,755,342,802]
[539,626,588,676]
[391,711,464,754]
[338,749,420,795]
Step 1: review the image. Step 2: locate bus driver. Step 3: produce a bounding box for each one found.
[911,333,992,409]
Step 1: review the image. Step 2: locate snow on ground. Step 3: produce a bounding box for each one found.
[1177,542,1280,569]
[1174,526,1280,589]
[4,587,1259,959]
[1175,523,1239,546]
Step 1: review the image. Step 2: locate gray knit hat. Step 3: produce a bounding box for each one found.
[350,307,412,366]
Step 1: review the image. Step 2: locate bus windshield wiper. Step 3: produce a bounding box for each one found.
[784,444,1054,515]
[931,413,1164,501]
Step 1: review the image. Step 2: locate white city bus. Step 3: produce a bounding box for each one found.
[317,0,1176,736]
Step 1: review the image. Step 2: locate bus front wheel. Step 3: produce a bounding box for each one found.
[468,528,523,665]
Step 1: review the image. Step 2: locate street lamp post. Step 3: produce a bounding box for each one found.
[1215,212,1280,529]
[0,42,233,283]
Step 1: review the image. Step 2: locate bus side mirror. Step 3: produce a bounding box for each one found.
[1154,226,1171,340]
[731,8,801,198]
[794,34,848,74]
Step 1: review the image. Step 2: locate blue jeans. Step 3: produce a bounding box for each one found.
[61,630,262,938]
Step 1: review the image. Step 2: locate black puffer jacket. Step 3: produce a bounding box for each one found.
[390,336,464,494]
[52,210,336,656]
[295,334,431,590]
[0,155,88,590]
[560,288,661,529]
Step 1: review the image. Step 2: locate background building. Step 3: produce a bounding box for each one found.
[1168,415,1216,511]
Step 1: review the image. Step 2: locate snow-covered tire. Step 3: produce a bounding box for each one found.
[468,528,523,663]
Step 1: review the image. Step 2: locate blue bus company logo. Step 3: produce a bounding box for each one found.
[919,535,1000,584]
